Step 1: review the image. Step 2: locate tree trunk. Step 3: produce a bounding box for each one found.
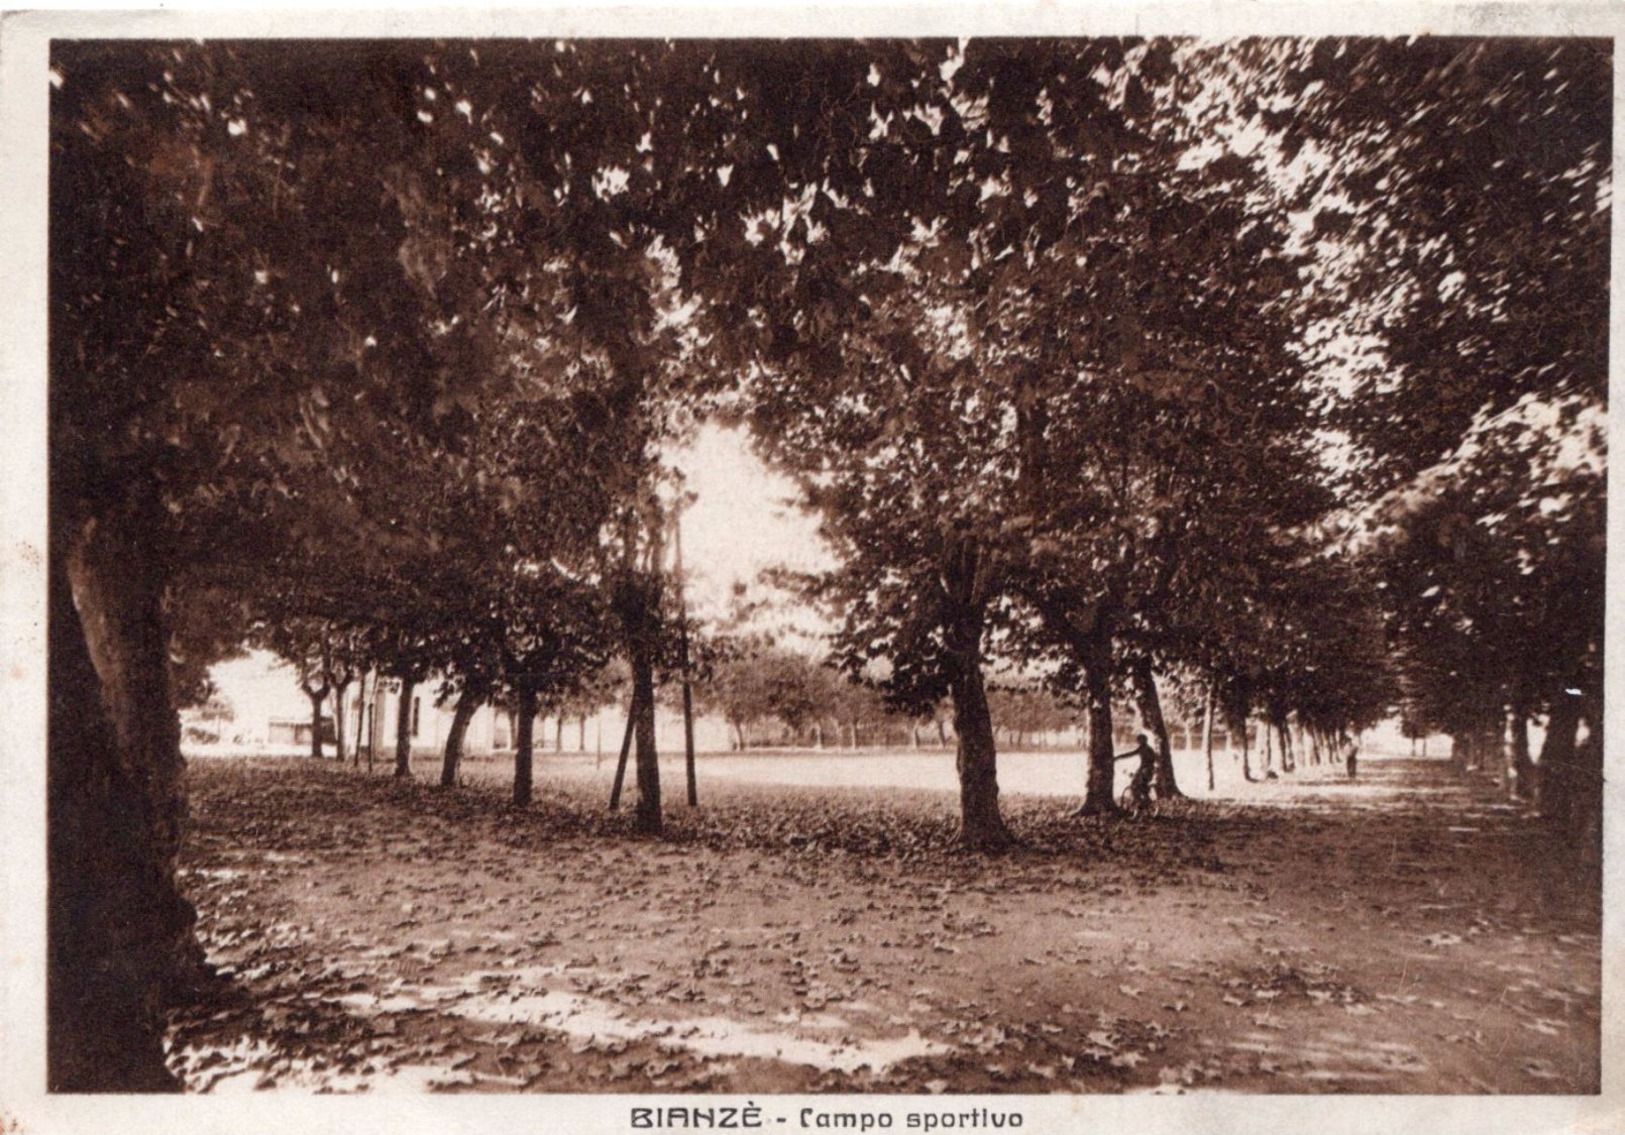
[393,677,416,778]
[1131,655,1183,800]
[305,686,327,761]
[949,652,1013,850]
[351,671,368,766]
[439,687,479,789]
[1240,715,1255,782]
[1201,685,1216,792]
[332,677,351,764]
[1538,692,1583,827]
[1573,721,1599,865]
[52,513,199,1091]
[1507,707,1533,801]
[681,673,697,807]
[367,677,383,773]
[1450,731,1470,770]
[609,692,638,810]
[513,686,537,807]
[1077,630,1121,816]
[672,504,698,805]
[813,721,823,750]
[579,713,587,753]
[631,643,662,835]
[1572,705,1603,867]
[1261,719,1275,777]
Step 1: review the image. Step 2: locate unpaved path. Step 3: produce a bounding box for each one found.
[167,755,1599,1094]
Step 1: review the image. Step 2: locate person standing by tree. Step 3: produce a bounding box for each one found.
[1120,732,1159,813]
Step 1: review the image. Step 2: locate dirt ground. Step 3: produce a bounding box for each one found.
[165,752,1601,1095]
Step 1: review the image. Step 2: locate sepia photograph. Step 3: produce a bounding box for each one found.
[1,5,1617,1133]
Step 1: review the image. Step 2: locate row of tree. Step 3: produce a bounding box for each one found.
[50,37,1606,1089]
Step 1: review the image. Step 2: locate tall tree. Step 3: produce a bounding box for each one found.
[737,40,1179,844]
[47,40,558,1086]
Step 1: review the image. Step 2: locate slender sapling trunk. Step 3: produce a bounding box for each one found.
[609,690,638,810]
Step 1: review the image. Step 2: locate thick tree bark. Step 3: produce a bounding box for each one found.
[1131,655,1184,800]
[1239,715,1255,782]
[439,687,479,789]
[631,643,662,835]
[304,686,327,760]
[1538,692,1582,826]
[1535,685,1602,861]
[949,651,1013,849]
[514,686,538,807]
[1077,630,1121,816]
[938,556,1013,849]
[393,677,416,778]
[52,513,201,1091]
